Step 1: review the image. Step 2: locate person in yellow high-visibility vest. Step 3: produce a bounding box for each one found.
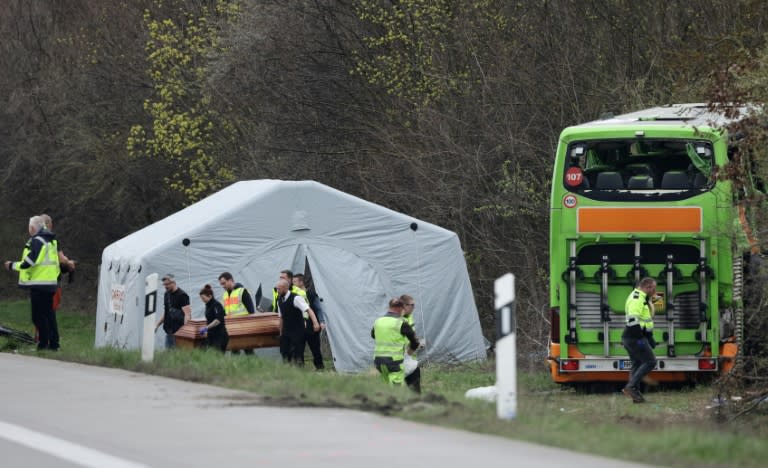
[371,298,421,393]
[270,270,307,312]
[621,277,658,403]
[218,272,254,317]
[4,216,60,350]
[39,213,76,287]
[37,214,76,349]
[399,294,416,334]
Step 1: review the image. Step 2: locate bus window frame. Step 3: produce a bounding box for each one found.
[562,138,715,202]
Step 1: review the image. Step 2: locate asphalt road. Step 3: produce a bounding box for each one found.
[0,353,654,468]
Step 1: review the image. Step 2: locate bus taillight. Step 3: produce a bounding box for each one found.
[561,359,579,371]
[698,359,717,370]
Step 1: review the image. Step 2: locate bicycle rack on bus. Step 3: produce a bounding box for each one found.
[628,238,648,284]
[565,239,581,344]
[693,238,713,343]
[598,255,613,357]
[662,254,677,357]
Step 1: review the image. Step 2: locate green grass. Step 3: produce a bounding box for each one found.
[2,300,767,467]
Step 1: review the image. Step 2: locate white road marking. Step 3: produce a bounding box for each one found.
[0,420,150,468]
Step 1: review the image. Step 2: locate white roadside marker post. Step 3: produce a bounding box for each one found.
[495,272,517,420]
[142,273,159,362]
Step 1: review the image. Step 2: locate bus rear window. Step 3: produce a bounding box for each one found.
[564,139,713,200]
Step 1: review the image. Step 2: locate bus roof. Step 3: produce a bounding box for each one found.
[575,103,753,129]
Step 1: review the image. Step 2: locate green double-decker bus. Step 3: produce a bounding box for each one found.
[548,104,758,385]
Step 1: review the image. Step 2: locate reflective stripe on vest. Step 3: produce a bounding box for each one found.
[17,237,59,287]
[223,287,248,316]
[625,288,654,330]
[373,316,406,360]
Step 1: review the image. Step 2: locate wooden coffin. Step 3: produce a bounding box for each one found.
[175,313,280,351]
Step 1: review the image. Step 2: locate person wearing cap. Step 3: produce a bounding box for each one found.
[154,273,192,349]
[371,298,421,393]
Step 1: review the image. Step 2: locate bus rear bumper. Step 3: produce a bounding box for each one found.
[547,342,737,383]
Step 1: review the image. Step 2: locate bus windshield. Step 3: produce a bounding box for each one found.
[563,139,713,201]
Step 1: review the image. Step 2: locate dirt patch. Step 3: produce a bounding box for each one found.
[616,414,655,429]
[217,390,449,416]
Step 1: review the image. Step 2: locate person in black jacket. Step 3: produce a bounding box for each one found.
[198,284,229,352]
[4,216,59,350]
[292,274,326,370]
[154,274,191,349]
[275,278,319,365]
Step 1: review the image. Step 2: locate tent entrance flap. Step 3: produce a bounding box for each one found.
[305,244,389,373]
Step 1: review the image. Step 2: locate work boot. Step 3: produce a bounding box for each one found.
[622,386,644,403]
[632,386,646,403]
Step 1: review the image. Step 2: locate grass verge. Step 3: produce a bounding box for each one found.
[1,300,767,467]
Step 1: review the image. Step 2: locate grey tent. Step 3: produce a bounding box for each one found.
[95,180,486,371]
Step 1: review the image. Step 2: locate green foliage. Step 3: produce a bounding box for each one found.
[726,46,768,196]
[476,159,550,218]
[709,35,768,390]
[352,0,502,108]
[127,0,240,202]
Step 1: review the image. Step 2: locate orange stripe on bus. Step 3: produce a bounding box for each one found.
[578,207,702,233]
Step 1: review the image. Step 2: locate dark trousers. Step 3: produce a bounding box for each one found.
[305,323,324,369]
[206,333,229,353]
[49,312,60,350]
[30,289,56,350]
[622,335,657,389]
[280,332,305,365]
[50,286,61,348]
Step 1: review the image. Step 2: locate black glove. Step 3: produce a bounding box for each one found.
[644,330,657,349]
